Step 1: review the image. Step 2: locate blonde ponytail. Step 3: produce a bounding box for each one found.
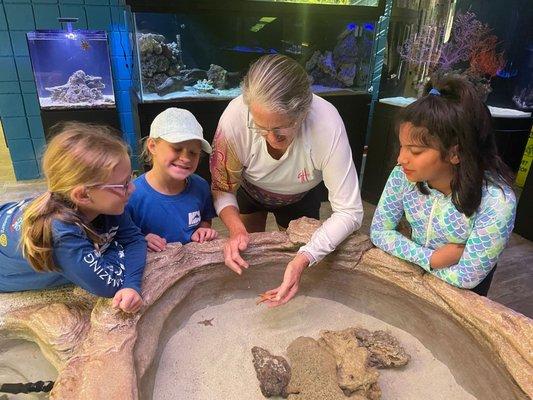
[20,123,129,272]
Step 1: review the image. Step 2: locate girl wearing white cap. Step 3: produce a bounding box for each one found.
[210,55,363,306]
[127,108,217,251]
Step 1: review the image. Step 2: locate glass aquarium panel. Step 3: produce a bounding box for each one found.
[27,30,115,110]
[133,11,376,102]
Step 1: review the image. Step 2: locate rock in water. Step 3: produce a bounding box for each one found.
[352,328,410,369]
[45,70,109,104]
[251,346,291,398]
[285,337,349,400]
[179,68,208,85]
[319,329,380,397]
[207,64,228,89]
[206,64,241,89]
[156,76,185,96]
[137,32,184,93]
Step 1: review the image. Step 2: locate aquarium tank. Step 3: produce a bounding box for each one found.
[27,30,115,109]
[131,4,378,102]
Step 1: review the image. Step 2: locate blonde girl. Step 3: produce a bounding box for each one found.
[0,123,146,313]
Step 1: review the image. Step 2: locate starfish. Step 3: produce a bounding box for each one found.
[197,318,214,326]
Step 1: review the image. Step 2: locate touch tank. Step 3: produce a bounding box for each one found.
[27,28,115,110]
[131,1,381,102]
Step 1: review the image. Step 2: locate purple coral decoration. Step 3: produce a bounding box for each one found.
[398,11,506,99]
[398,24,445,69]
[438,11,492,71]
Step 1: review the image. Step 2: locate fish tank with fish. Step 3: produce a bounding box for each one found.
[131,0,381,103]
[27,29,115,109]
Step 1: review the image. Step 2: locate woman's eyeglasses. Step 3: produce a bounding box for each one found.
[247,111,298,138]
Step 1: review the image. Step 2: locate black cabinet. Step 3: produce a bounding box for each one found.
[41,108,120,140]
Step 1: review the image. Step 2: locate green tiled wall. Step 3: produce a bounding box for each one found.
[0,0,136,180]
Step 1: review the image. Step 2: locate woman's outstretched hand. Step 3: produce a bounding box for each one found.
[260,253,310,307]
[223,229,250,274]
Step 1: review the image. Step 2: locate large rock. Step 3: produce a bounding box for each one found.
[0,218,531,399]
[251,346,291,398]
[45,70,110,105]
[318,329,380,397]
[285,336,348,400]
[137,32,183,93]
[351,328,410,368]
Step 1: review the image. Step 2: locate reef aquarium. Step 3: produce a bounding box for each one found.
[27,29,116,110]
[130,0,381,102]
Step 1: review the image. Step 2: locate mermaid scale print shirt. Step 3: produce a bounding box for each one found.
[370,166,516,289]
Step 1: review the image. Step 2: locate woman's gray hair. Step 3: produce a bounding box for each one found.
[242,54,313,118]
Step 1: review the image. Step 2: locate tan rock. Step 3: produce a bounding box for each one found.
[286,336,347,400]
[318,329,380,395]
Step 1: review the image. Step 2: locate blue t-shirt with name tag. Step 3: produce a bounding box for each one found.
[126,173,217,244]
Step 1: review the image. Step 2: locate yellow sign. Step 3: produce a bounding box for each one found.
[0,234,7,247]
[516,128,533,188]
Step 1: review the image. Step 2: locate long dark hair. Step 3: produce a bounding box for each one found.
[396,74,514,217]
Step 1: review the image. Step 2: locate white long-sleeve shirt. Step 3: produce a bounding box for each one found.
[210,94,363,264]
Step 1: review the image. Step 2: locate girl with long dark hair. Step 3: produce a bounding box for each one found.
[370,74,516,295]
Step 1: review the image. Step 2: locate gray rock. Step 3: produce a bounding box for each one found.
[156,76,185,96]
[179,68,208,86]
[251,346,291,398]
[352,328,411,369]
[305,26,373,88]
[207,64,227,89]
[226,70,242,88]
[137,32,184,94]
[45,70,109,104]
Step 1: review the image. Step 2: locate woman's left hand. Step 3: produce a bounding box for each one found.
[262,253,310,307]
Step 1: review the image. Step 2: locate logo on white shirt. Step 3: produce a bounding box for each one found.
[297,169,310,183]
[188,211,201,227]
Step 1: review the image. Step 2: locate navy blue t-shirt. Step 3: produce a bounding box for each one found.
[0,198,147,297]
[126,174,217,244]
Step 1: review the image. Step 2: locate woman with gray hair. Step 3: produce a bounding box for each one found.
[210,54,363,306]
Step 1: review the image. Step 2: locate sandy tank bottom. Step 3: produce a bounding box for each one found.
[153,295,477,400]
[0,339,56,400]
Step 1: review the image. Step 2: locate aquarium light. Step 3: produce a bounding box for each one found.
[250,23,266,32]
[251,17,276,32]
[65,32,77,40]
[259,17,277,23]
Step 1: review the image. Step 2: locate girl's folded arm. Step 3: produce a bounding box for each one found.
[370,167,434,271]
[432,191,516,289]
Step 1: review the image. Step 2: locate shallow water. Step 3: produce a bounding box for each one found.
[153,295,477,400]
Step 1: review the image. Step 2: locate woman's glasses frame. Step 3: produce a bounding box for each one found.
[246,111,299,138]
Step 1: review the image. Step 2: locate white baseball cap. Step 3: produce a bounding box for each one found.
[149,108,212,154]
